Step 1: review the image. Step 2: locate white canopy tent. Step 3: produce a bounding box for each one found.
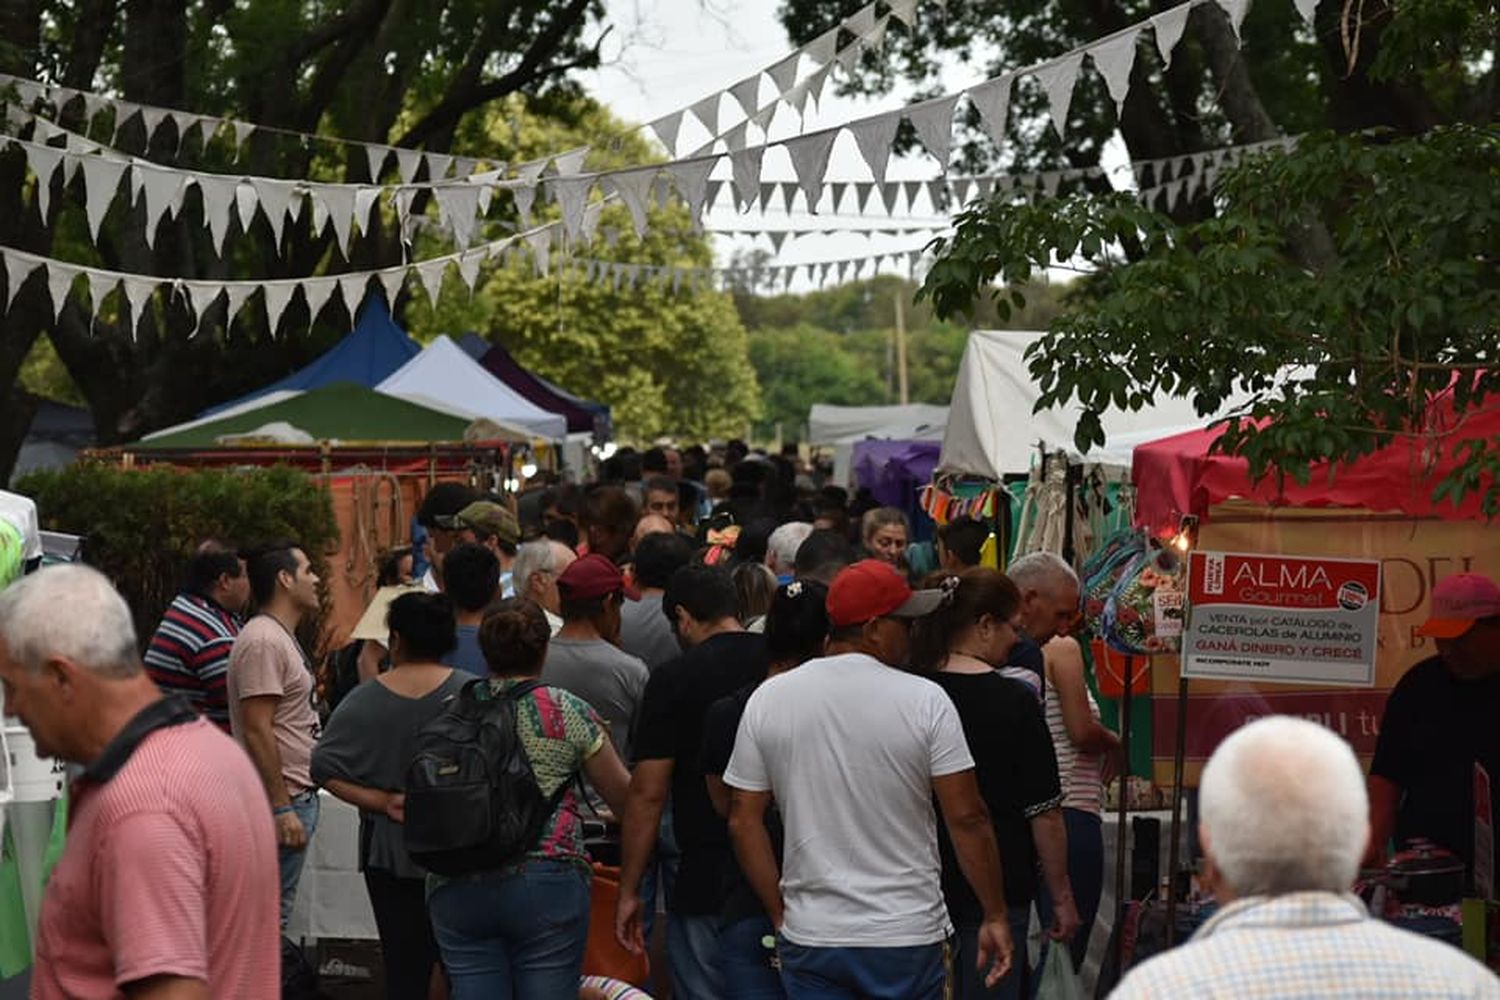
[808,403,949,487]
[939,330,1252,479]
[376,335,568,441]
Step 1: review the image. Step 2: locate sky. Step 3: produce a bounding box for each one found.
[575,0,987,286]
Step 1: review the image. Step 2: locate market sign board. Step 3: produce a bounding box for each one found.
[1182,551,1381,687]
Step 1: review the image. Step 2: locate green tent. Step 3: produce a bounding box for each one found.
[133,382,477,451]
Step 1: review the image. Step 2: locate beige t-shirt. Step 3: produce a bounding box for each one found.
[228,615,321,795]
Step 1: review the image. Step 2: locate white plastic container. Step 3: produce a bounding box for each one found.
[4,724,65,803]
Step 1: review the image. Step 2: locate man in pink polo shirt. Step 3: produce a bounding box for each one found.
[0,564,279,999]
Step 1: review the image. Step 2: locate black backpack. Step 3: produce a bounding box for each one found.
[403,678,568,876]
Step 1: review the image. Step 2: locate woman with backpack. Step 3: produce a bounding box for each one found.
[312,591,470,999]
[426,596,633,1000]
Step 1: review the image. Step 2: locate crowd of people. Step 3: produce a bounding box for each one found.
[0,441,1496,999]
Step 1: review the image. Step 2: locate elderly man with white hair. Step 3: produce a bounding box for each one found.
[0,565,280,998]
[1111,716,1499,998]
[511,538,578,635]
[765,521,814,582]
[1002,551,1081,699]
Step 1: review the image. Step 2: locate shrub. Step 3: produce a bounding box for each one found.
[15,462,339,645]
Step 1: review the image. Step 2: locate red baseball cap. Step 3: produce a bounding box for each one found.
[827,559,943,628]
[557,553,632,602]
[1415,573,1500,639]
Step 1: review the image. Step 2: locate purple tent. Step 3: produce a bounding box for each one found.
[853,439,942,508]
[475,342,611,438]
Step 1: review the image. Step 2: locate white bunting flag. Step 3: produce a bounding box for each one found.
[767,53,801,95]
[139,107,168,144]
[1032,52,1085,139]
[25,144,64,221]
[729,145,765,210]
[354,186,381,235]
[784,130,840,213]
[551,147,590,176]
[230,119,256,156]
[525,229,552,276]
[434,184,482,249]
[110,101,141,145]
[121,276,158,334]
[183,281,222,334]
[844,3,878,37]
[261,280,297,334]
[416,259,447,306]
[668,159,718,229]
[806,26,841,67]
[302,277,338,326]
[836,40,865,75]
[80,156,127,240]
[966,75,1013,149]
[365,145,388,182]
[649,112,684,155]
[848,109,901,185]
[318,184,358,257]
[457,250,484,294]
[45,261,75,322]
[195,175,238,254]
[394,148,423,185]
[887,0,919,27]
[609,168,658,238]
[425,152,454,181]
[548,175,593,243]
[1215,0,1251,38]
[234,181,259,235]
[512,182,537,225]
[1293,0,1319,26]
[906,94,961,170]
[4,254,37,310]
[169,111,199,155]
[690,94,722,135]
[378,267,406,310]
[1090,29,1141,115]
[85,270,117,320]
[223,283,254,328]
[729,75,763,120]
[1152,5,1193,68]
[333,274,366,317]
[249,177,295,248]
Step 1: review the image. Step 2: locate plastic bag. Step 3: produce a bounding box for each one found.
[1036,944,1083,1000]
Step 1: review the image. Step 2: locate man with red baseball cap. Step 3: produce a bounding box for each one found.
[1368,572,1500,883]
[723,559,1013,999]
[541,553,649,763]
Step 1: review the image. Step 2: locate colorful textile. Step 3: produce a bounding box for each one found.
[579,974,654,998]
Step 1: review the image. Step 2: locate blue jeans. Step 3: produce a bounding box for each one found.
[667,913,723,999]
[278,789,320,930]
[954,907,1032,1000]
[1035,809,1104,972]
[640,800,680,944]
[777,935,953,1000]
[428,860,591,1000]
[718,916,785,999]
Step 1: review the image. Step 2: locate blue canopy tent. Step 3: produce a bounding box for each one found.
[200,296,420,417]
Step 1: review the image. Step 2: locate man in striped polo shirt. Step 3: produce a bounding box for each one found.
[144,541,250,731]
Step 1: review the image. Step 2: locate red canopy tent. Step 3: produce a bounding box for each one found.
[1132,401,1500,530]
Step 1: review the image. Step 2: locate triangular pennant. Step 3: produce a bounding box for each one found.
[1215,0,1252,38]
[167,111,197,155]
[976,176,996,199]
[787,79,813,116]
[927,178,948,209]
[705,178,724,209]
[806,26,841,66]
[1090,30,1140,115]
[768,230,788,253]
[649,112,684,154]
[261,280,297,334]
[843,3,878,37]
[354,186,381,235]
[85,270,117,321]
[139,106,169,144]
[751,104,777,133]
[425,152,454,180]
[828,182,849,212]
[867,15,890,51]
[416,260,447,306]
[4,253,38,310]
[80,155,127,240]
[222,283,254,328]
[723,120,751,153]
[1042,171,1063,197]
[581,200,605,243]
[46,261,76,322]
[767,54,801,96]
[1032,52,1085,139]
[729,75,763,119]
[365,144,388,182]
[231,119,256,155]
[25,144,64,221]
[513,182,537,224]
[784,130,840,212]
[952,177,975,204]
[183,281,222,334]
[378,267,406,309]
[609,168,658,238]
[337,274,368,316]
[848,109,901,185]
[903,180,924,210]
[453,156,480,177]
[110,101,142,144]
[1165,178,1185,211]
[906,93,961,170]
[854,181,875,213]
[1293,0,1318,27]
[879,181,901,214]
[249,177,294,248]
[302,277,338,326]
[551,147,590,176]
[548,175,593,243]
[886,0,919,27]
[317,184,358,257]
[233,180,259,234]
[121,276,158,334]
[433,183,482,248]
[806,64,834,109]
[690,93,722,135]
[525,229,552,276]
[457,250,484,294]
[836,261,849,284]
[80,93,110,126]
[195,175,238,255]
[394,148,422,185]
[1152,5,1192,68]
[668,158,718,229]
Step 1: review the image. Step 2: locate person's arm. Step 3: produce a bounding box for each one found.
[1046,638,1119,755]
[239,695,303,848]
[705,774,730,818]
[614,758,673,954]
[1029,808,1080,940]
[932,770,1013,987]
[356,640,386,682]
[1366,774,1402,866]
[123,976,210,999]
[323,779,403,822]
[582,739,633,818]
[194,637,234,727]
[727,788,783,927]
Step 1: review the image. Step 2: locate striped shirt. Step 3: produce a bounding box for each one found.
[32,709,280,999]
[1044,678,1104,813]
[144,592,241,730]
[1111,892,1500,999]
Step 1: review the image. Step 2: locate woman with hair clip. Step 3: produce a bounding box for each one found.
[910,568,1080,999]
[700,579,831,1000]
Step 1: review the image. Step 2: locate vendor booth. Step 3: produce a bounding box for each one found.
[376,335,568,441]
[808,402,949,487]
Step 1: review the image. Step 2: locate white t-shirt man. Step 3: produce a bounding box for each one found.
[724,651,975,948]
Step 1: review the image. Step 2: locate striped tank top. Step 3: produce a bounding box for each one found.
[1044,680,1105,813]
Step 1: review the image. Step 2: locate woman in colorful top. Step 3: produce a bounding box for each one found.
[313,591,469,1000]
[1036,635,1119,971]
[428,597,633,1000]
[910,569,1080,1000]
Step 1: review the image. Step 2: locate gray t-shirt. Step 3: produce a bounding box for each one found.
[311,669,469,879]
[541,637,649,760]
[620,593,681,672]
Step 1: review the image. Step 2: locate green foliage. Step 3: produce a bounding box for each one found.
[16,464,339,643]
[18,337,85,406]
[921,126,1500,511]
[748,325,889,437]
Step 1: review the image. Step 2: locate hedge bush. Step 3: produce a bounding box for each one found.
[16,463,339,645]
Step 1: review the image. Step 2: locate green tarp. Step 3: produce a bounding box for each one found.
[134,382,473,451]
